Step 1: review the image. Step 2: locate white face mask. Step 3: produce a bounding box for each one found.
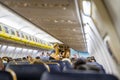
[3,61,7,63]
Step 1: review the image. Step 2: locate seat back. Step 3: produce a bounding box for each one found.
[6,64,49,80]
[51,60,65,71]
[41,72,118,80]
[63,61,73,69]
[15,61,29,64]
[47,63,61,72]
[0,71,13,80]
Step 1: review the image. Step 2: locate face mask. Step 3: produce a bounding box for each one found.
[3,61,7,63]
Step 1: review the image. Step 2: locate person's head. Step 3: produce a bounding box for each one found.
[91,56,96,62]
[41,52,44,55]
[22,57,27,61]
[46,52,50,56]
[36,56,40,60]
[2,57,9,63]
[27,56,33,63]
[53,43,59,49]
[87,56,96,62]
[70,57,76,64]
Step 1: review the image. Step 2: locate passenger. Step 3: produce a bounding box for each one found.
[22,57,27,61]
[87,56,96,62]
[32,57,44,64]
[36,56,41,60]
[70,57,76,64]
[76,63,101,73]
[73,57,102,73]
[40,52,46,60]
[27,55,34,64]
[45,52,50,60]
[0,57,4,70]
[2,57,9,63]
[86,56,106,73]
[49,43,60,60]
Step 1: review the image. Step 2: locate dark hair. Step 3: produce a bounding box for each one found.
[91,56,96,62]
[23,57,27,60]
[36,56,40,59]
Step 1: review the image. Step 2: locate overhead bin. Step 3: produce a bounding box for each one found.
[0,22,53,50]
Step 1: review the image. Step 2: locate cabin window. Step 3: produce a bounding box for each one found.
[27,35,30,40]
[28,36,31,40]
[104,36,118,63]
[0,25,2,31]
[39,40,41,43]
[24,34,26,39]
[42,41,45,44]
[34,37,37,42]
[21,33,24,38]
[10,29,15,35]
[31,36,33,41]
[41,40,43,44]
[37,39,39,42]
[35,38,37,42]
[4,26,9,33]
[25,35,28,40]
[16,31,20,37]
[33,37,35,42]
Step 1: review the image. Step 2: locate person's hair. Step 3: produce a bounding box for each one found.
[36,56,40,59]
[23,57,27,60]
[91,56,96,62]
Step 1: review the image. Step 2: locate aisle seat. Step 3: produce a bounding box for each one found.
[46,62,61,72]
[41,71,118,80]
[51,60,65,71]
[0,70,16,80]
[6,64,49,80]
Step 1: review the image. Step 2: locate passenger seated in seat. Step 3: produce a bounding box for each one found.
[2,57,10,63]
[74,57,102,73]
[31,56,44,64]
[76,63,101,73]
[22,57,27,61]
[27,56,35,64]
[86,56,106,73]
[32,60,44,64]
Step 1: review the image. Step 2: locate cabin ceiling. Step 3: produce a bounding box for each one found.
[0,0,87,51]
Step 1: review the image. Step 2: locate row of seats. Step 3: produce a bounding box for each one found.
[41,71,118,80]
[4,60,72,80]
[6,64,48,80]
[0,59,119,80]
[0,71,13,80]
[0,70,118,80]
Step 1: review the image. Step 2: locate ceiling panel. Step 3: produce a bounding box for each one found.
[0,0,87,51]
